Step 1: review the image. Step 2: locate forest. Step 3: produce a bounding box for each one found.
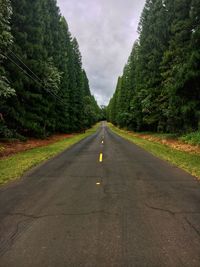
[107,0,200,134]
[0,0,101,138]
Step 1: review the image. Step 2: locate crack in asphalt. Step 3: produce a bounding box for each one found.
[0,209,117,256]
[145,204,200,216]
[9,218,30,241]
[145,203,175,215]
[0,210,115,220]
[146,204,200,239]
[0,218,31,257]
[185,217,200,238]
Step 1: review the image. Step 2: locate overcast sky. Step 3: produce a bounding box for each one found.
[57,0,146,106]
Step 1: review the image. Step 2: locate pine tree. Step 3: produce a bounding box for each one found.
[0,0,15,98]
[71,38,85,131]
[3,0,66,137]
[108,77,121,125]
[0,0,101,138]
[54,17,71,132]
[108,0,200,134]
[161,0,198,132]
[82,70,101,127]
[136,0,174,131]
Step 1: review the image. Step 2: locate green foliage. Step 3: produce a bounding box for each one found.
[0,121,13,138]
[43,58,62,93]
[0,0,13,57]
[180,131,200,145]
[0,74,15,97]
[0,0,15,98]
[82,70,102,128]
[107,0,200,134]
[100,105,107,120]
[0,0,100,138]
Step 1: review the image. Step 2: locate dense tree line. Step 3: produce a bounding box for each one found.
[107,0,200,133]
[0,0,101,138]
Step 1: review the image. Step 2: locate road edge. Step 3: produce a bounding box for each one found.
[108,123,200,180]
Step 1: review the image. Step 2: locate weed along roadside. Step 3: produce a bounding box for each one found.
[108,124,200,180]
[0,124,99,185]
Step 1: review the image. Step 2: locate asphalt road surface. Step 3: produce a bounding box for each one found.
[0,122,200,267]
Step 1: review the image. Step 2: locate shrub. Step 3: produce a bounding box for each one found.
[180,132,200,146]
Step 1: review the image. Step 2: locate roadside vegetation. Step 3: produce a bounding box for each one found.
[180,132,200,146]
[107,1,200,136]
[0,124,99,185]
[148,131,200,147]
[108,124,200,179]
[106,0,200,179]
[0,0,102,140]
[127,131,200,148]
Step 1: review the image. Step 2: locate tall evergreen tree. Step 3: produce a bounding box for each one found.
[108,0,200,134]
[107,77,121,124]
[137,0,174,131]
[2,0,61,137]
[161,0,199,132]
[70,38,84,131]
[54,17,71,132]
[82,70,101,128]
[1,0,100,138]
[0,0,14,98]
[0,0,15,137]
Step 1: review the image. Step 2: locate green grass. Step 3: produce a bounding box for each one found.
[108,123,200,179]
[180,131,200,145]
[0,124,99,185]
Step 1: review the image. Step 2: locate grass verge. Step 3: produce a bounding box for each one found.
[0,124,99,185]
[108,123,200,179]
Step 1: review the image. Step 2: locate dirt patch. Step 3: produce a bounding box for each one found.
[130,133,200,154]
[0,134,74,158]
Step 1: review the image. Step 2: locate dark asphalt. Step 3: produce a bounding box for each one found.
[0,122,200,267]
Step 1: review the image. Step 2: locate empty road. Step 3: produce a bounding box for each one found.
[0,123,200,267]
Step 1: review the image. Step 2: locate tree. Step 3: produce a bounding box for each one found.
[161,0,199,132]
[1,0,99,138]
[82,70,101,128]
[0,0,15,98]
[108,0,200,134]
[54,16,71,132]
[136,0,175,131]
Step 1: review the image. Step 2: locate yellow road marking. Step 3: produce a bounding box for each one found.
[99,153,103,162]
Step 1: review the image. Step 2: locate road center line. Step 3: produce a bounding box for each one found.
[99,153,103,162]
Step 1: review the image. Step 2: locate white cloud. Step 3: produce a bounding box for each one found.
[57,0,146,105]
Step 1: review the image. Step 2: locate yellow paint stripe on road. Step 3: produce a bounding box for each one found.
[99,153,103,162]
